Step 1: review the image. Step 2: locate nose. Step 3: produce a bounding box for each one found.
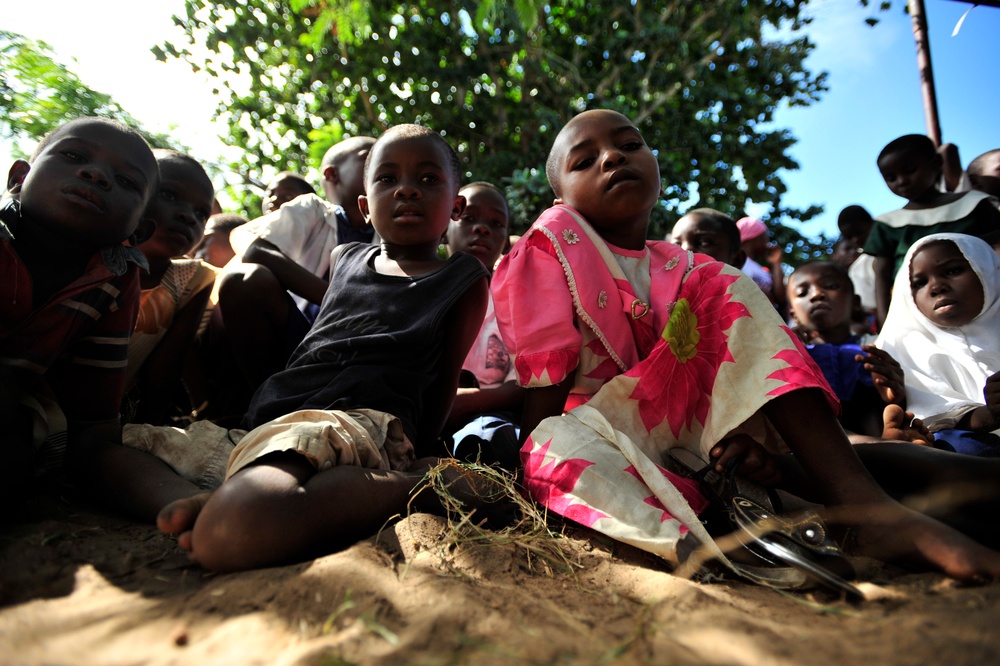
[78,164,111,190]
[393,180,420,198]
[927,274,948,296]
[808,285,827,301]
[601,147,626,169]
[471,219,492,236]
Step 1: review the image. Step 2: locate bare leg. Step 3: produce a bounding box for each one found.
[765,389,1000,580]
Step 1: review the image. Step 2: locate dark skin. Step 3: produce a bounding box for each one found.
[157,130,498,572]
[519,110,1000,580]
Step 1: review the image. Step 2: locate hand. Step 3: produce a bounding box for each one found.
[790,323,822,345]
[709,434,782,486]
[983,370,1000,429]
[766,243,783,267]
[857,344,905,406]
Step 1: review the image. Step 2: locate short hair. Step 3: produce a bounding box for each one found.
[321,136,377,169]
[205,213,248,234]
[459,181,509,213]
[790,259,855,295]
[363,125,461,187]
[878,134,937,164]
[153,148,213,192]
[967,149,1000,177]
[267,171,315,195]
[544,109,635,198]
[837,204,873,231]
[683,207,741,252]
[30,117,151,162]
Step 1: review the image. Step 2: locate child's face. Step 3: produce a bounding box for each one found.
[788,264,855,334]
[670,213,736,265]
[359,134,463,247]
[550,110,660,240]
[878,150,939,202]
[12,120,156,248]
[140,158,214,260]
[446,185,509,270]
[262,176,309,215]
[837,217,872,248]
[909,241,985,327]
[831,239,861,269]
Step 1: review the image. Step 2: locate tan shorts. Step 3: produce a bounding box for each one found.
[226,408,415,479]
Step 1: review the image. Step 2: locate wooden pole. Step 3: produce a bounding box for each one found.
[908,0,942,146]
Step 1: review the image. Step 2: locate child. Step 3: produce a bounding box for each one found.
[193,213,248,268]
[668,208,745,267]
[492,109,1000,581]
[865,135,1000,327]
[837,205,877,329]
[127,150,217,425]
[443,182,524,471]
[261,171,315,215]
[967,149,1000,199]
[156,125,510,572]
[786,260,927,443]
[220,136,376,393]
[876,233,1000,456]
[736,216,787,314]
[0,117,202,516]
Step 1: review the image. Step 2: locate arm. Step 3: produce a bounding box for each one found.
[956,370,1000,432]
[938,143,963,193]
[417,276,489,450]
[766,244,787,311]
[446,381,526,433]
[242,237,329,305]
[517,376,575,445]
[133,285,213,425]
[873,256,894,329]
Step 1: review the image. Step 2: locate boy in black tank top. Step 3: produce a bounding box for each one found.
[157,125,514,572]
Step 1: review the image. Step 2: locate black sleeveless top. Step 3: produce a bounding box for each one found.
[246,243,487,443]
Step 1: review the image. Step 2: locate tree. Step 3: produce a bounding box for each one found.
[159,0,831,262]
[0,31,178,157]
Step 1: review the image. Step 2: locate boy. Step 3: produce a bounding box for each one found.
[493,108,1000,582]
[221,136,377,391]
[669,207,745,267]
[0,117,202,515]
[836,205,877,330]
[444,182,524,470]
[261,171,315,215]
[157,125,512,572]
[193,213,248,268]
[865,135,1000,327]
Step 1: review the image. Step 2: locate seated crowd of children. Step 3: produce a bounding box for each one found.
[3,114,1000,586]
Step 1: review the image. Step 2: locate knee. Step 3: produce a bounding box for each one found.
[188,478,286,572]
[219,264,282,305]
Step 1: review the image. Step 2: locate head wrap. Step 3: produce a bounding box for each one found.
[736,217,767,243]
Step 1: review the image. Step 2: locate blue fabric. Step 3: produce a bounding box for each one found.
[450,413,521,472]
[805,338,873,402]
[932,429,1000,458]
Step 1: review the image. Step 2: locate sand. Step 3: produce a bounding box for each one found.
[2,492,999,666]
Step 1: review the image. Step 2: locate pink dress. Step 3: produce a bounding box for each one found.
[492,205,836,564]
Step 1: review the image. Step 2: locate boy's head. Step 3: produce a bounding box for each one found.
[967,149,1000,198]
[877,134,941,203]
[736,216,769,258]
[445,182,510,272]
[836,205,873,249]
[7,117,158,250]
[195,213,248,267]
[139,150,214,262]
[787,260,857,341]
[263,171,314,215]
[831,238,861,269]
[359,124,464,246]
[321,136,376,227]
[545,109,661,243]
[669,208,744,267]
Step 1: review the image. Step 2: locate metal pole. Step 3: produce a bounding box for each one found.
[909,0,943,146]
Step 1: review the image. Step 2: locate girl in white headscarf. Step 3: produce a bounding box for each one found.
[876,233,1000,455]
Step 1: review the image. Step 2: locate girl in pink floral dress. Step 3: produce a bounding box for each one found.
[491,109,1000,580]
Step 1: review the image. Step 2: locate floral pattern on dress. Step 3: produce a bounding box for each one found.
[522,437,609,527]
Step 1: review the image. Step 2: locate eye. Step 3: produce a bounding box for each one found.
[195,209,210,224]
[910,277,927,291]
[571,157,595,171]
[621,141,643,151]
[374,173,395,184]
[421,173,440,184]
[160,188,178,202]
[61,150,84,162]
[116,175,141,192]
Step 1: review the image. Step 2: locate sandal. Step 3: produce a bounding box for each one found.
[669,448,861,599]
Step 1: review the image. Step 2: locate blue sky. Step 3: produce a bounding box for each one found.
[4,0,998,239]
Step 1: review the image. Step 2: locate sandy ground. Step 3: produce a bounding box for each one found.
[2,491,1000,666]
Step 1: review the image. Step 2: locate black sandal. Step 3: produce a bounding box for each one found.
[669,448,862,600]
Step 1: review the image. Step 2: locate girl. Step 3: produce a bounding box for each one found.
[492,109,1000,583]
[876,233,1000,456]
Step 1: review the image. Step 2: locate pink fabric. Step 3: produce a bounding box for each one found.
[737,216,768,242]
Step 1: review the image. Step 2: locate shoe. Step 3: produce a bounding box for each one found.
[669,448,862,600]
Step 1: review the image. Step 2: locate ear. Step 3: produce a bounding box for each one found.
[732,249,747,270]
[130,218,157,247]
[6,160,30,194]
[451,194,466,221]
[358,195,371,224]
[553,197,563,206]
[323,164,339,185]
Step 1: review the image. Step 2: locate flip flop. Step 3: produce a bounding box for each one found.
[669,448,862,600]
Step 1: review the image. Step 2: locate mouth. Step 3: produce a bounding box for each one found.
[63,185,106,211]
[933,299,959,313]
[393,206,424,223]
[606,169,639,191]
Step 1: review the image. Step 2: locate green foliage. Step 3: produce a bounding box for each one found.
[159,0,831,262]
[0,31,180,157]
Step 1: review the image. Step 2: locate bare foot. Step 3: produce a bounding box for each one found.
[157,492,213,554]
[881,405,934,446]
[836,501,1000,581]
[408,457,521,529]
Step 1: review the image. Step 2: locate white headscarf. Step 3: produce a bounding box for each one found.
[876,233,1000,423]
